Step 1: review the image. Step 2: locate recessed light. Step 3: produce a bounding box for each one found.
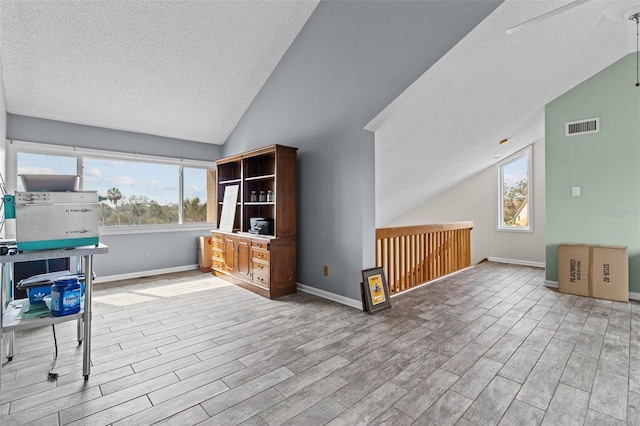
[499,138,508,145]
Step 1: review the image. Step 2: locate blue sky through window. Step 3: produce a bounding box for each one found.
[502,155,527,188]
[17,153,207,205]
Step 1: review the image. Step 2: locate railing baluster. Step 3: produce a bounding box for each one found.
[375,222,473,297]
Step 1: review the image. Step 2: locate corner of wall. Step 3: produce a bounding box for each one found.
[545,53,640,292]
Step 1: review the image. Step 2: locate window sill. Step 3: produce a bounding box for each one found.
[496,226,533,234]
[99,223,216,236]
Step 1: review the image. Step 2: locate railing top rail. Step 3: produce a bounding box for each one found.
[376,221,474,239]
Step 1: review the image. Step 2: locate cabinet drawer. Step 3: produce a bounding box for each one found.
[212,250,224,261]
[253,271,270,287]
[212,260,224,270]
[252,260,270,276]
[212,239,224,250]
[251,240,269,250]
[252,248,270,262]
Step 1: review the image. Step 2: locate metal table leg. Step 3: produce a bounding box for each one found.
[82,255,93,380]
[2,262,14,362]
[76,256,83,345]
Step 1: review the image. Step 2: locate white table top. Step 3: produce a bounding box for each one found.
[0,243,108,263]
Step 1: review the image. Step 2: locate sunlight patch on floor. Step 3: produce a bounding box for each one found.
[92,276,234,307]
[93,292,159,306]
[136,278,233,298]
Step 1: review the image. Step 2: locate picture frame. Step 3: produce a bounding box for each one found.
[361,267,391,314]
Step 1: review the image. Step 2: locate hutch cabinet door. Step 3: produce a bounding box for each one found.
[223,237,236,273]
[235,237,251,279]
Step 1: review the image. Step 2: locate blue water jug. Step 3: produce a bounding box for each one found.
[51,276,81,317]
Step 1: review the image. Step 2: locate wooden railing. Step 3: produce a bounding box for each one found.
[376,222,473,295]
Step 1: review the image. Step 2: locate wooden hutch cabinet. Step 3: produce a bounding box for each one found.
[211,145,297,299]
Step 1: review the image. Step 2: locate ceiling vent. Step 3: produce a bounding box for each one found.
[565,117,599,137]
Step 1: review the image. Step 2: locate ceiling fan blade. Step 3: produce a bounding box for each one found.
[506,0,593,34]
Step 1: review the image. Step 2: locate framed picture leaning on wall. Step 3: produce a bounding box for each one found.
[361,267,391,314]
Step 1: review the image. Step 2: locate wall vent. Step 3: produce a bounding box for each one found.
[565,117,599,137]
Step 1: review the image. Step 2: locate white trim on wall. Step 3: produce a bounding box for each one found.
[487,257,545,268]
[297,283,362,309]
[298,266,474,309]
[96,264,199,283]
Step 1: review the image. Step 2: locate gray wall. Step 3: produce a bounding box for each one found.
[8,114,220,161]
[223,0,501,301]
[6,114,222,278]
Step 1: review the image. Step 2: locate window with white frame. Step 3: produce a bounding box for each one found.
[11,142,216,228]
[497,145,532,232]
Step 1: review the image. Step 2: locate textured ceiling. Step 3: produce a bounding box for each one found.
[0,0,319,144]
[2,0,638,228]
[367,0,640,226]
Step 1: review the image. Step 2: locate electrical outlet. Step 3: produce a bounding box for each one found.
[144,252,150,261]
[323,265,329,276]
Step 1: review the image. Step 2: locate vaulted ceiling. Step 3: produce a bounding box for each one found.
[1,0,638,226]
[0,0,319,144]
[368,0,639,225]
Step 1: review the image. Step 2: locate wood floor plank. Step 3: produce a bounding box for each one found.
[259,374,347,426]
[148,360,244,405]
[2,265,638,426]
[64,395,152,426]
[112,379,229,425]
[99,355,200,395]
[59,372,179,424]
[200,367,294,417]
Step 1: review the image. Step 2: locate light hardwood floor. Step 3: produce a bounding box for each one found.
[1,262,639,425]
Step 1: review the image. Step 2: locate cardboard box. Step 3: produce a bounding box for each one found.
[557,243,628,302]
[558,244,590,297]
[591,246,628,302]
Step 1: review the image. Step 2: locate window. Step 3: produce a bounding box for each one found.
[84,158,180,226]
[182,167,206,223]
[498,146,532,232]
[10,141,216,229]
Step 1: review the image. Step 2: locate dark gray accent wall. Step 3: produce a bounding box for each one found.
[223,0,502,300]
[7,114,221,160]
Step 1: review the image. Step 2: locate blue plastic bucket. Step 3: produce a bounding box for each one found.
[51,276,81,316]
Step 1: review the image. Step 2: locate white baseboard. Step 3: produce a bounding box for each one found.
[544,280,640,301]
[487,257,545,268]
[297,266,475,308]
[297,283,363,310]
[95,264,199,283]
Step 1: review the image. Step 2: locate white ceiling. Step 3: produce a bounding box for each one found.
[1,0,638,228]
[367,0,640,226]
[0,0,319,144]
